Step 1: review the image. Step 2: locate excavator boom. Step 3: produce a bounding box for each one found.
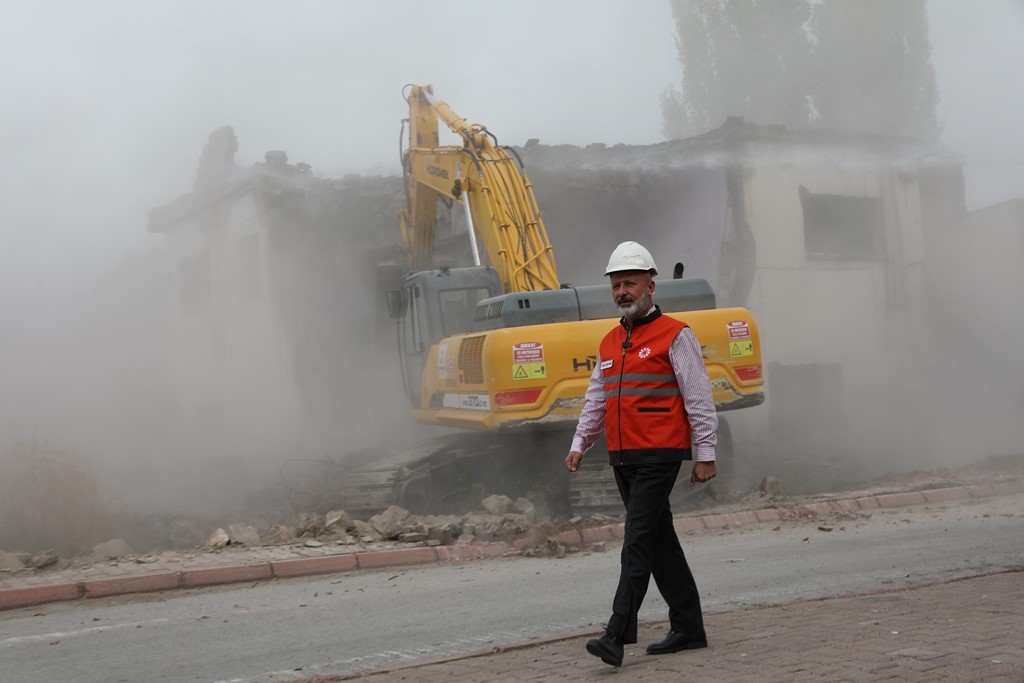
[400,84,560,293]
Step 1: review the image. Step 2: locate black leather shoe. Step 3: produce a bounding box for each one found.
[586,630,624,667]
[645,630,708,655]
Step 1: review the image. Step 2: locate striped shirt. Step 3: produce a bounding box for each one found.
[570,322,718,462]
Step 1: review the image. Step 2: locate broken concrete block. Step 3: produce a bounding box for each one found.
[228,524,262,546]
[28,549,59,569]
[324,509,354,532]
[369,505,410,539]
[205,528,230,549]
[0,550,25,570]
[513,497,537,523]
[461,512,528,542]
[481,494,513,515]
[262,524,296,544]
[421,514,463,537]
[352,519,382,542]
[427,527,453,545]
[295,513,323,537]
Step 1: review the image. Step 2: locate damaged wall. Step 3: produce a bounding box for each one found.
[516,122,966,469]
[150,128,407,467]
[148,119,974,489]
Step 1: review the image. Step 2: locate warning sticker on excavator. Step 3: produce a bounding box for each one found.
[513,363,546,380]
[730,340,755,357]
[727,321,751,341]
[512,342,547,380]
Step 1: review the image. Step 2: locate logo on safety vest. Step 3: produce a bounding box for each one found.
[638,347,652,359]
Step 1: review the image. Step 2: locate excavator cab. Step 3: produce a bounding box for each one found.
[388,266,501,404]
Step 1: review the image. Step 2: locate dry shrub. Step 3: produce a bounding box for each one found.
[0,435,115,556]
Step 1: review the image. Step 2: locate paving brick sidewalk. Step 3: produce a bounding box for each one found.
[327,570,1024,683]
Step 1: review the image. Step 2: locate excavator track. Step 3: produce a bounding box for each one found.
[288,419,732,519]
[567,457,721,515]
[288,432,623,519]
[568,459,621,514]
[561,417,735,515]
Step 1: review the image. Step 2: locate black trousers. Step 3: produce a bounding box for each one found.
[607,460,705,644]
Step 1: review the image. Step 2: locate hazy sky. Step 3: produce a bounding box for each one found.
[1,0,1021,316]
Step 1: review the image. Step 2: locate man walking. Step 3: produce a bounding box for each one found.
[565,240,718,668]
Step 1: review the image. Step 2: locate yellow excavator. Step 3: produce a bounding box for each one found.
[345,84,765,517]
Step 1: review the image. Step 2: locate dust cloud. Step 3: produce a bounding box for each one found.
[1,2,1022,556]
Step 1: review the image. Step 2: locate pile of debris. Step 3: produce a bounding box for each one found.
[0,495,621,575]
[202,494,616,554]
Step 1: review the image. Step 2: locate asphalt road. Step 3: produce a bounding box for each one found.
[1,494,1021,683]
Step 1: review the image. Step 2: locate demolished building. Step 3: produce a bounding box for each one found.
[148,127,406,460]
[149,119,987,481]
[518,119,965,462]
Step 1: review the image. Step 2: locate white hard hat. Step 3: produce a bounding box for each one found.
[604,241,658,276]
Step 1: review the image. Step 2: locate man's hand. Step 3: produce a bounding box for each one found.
[690,461,716,486]
[565,450,583,472]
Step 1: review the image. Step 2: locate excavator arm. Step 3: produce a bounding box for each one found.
[400,84,560,293]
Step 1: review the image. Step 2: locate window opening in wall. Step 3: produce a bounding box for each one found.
[239,233,262,300]
[800,186,883,261]
[179,253,211,315]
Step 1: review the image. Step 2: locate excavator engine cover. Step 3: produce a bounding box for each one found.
[472,277,716,330]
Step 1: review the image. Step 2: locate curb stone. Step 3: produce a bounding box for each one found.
[2,480,1022,612]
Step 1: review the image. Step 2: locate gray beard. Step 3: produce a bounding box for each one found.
[617,291,652,319]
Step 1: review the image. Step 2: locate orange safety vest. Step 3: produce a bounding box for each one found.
[599,307,692,465]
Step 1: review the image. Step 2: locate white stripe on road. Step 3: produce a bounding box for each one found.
[0,618,173,647]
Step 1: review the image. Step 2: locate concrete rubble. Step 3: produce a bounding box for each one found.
[227,524,262,546]
[0,494,611,580]
[1,469,1022,625]
[26,549,60,570]
[0,551,27,571]
[204,528,230,549]
[2,457,1020,584]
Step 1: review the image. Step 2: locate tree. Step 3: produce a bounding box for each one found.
[662,0,940,141]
